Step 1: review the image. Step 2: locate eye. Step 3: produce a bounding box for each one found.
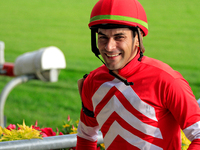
[115,35,125,41]
[98,35,108,40]
[98,35,108,44]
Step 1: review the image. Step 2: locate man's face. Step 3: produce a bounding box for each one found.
[97,28,138,71]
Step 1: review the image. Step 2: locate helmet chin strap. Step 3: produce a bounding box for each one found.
[109,70,134,85]
[136,27,145,61]
[91,27,144,86]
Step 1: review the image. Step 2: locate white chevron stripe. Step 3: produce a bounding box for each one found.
[183,120,200,141]
[92,78,157,121]
[115,80,157,121]
[104,121,163,150]
[92,78,118,110]
[97,95,163,139]
[77,120,100,142]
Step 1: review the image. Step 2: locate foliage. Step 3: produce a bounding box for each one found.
[61,115,104,150]
[0,117,105,150]
[181,130,191,150]
[0,120,42,142]
[0,117,191,150]
[62,115,78,135]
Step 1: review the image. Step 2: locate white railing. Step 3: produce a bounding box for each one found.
[0,131,103,150]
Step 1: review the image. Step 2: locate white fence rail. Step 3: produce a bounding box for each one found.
[0,131,103,150]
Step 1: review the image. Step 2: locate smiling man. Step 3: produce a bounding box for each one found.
[97,28,138,71]
[76,0,200,149]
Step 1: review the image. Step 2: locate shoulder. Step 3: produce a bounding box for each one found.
[81,65,114,107]
[86,65,114,83]
[141,56,183,79]
[83,65,114,92]
[89,65,108,78]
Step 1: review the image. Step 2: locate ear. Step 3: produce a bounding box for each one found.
[137,28,145,53]
[140,29,145,37]
[135,34,140,47]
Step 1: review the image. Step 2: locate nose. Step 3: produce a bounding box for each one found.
[105,38,116,51]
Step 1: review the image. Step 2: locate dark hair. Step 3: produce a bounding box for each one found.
[91,24,137,33]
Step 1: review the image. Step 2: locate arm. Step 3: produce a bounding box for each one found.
[76,136,97,150]
[76,77,100,149]
[76,110,99,150]
[76,110,100,150]
[187,139,200,149]
[166,78,200,149]
[184,124,200,149]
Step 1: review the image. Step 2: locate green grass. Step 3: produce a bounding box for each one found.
[0,0,199,130]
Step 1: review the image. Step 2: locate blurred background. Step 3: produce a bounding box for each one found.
[0,0,199,130]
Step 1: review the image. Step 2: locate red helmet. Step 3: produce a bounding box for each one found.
[88,0,148,36]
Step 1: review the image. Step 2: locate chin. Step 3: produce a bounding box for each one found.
[105,62,124,71]
[107,66,121,71]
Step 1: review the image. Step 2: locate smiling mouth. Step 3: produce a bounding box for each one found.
[106,53,121,58]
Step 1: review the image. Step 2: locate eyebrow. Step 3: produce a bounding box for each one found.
[97,31,105,35]
[98,31,125,36]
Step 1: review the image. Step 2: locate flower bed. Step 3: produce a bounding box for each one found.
[0,115,190,150]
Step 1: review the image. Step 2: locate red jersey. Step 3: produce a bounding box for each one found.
[76,53,200,150]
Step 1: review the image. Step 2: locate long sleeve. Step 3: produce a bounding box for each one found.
[187,139,200,149]
[76,135,97,150]
[76,77,100,149]
[165,77,200,149]
[76,109,100,150]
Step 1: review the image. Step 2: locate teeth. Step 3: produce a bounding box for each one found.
[107,54,120,57]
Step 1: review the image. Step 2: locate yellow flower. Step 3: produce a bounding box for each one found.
[181,130,191,150]
[70,126,77,134]
[100,143,105,148]
[0,120,42,142]
[75,120,79,124]
[0,127,4,135]
[63,124,70,128]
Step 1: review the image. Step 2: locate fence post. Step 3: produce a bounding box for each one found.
[0,41,5,69]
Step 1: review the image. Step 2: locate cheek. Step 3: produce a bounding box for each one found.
[121,42,133,54]
[97,41,104,50]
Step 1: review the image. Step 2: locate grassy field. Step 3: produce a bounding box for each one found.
[0,0,199,130]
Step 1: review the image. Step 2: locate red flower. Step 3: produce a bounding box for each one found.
[67,115,71,121]
[56,128,64,135]
[6,124,16,130]
[40,132,48,137]
[32,125,40,131]
[31,120,41,131]
[41,127,56,137]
